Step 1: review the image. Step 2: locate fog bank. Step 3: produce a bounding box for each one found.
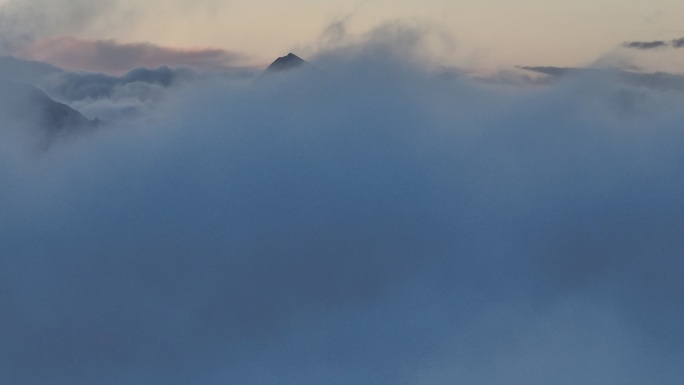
[1,38,683,385]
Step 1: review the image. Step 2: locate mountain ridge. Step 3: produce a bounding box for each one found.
[0,79,99,147]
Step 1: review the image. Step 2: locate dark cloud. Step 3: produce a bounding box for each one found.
[48,66,185,101]
[621,40,667,50]
[22,37,241,74]
[621,37,684,50]
[516,65,571,77]
[1,24,684,385]
[672,37,684,48]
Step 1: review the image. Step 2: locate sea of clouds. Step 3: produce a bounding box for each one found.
[1,25,684,385]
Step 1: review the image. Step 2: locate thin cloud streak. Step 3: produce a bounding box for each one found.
[0,0,128,54]
[518,65,684,91]
[21,37,242,74]
[622,37,684,50]
[622,40,667,50]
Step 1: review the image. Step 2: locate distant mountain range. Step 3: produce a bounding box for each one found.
[4,51,684,150]
[0,53,310,148]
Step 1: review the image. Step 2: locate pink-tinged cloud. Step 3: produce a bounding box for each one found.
[20,37,241,74]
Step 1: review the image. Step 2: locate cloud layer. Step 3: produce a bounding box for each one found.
[1,29,684,385]
[21,37,241,74]
[0,0,125,53]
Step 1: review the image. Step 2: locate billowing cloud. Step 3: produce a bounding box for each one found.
[42,66,195,121]
[1,24,684,385]
[21,37,241,74]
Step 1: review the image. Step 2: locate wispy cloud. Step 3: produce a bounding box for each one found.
[622,40,667,50]
[622,37,684,50]
[21,37,241,74]
[519,65,684,91]
[0,0,128,54]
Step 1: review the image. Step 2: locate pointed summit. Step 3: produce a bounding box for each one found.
[264,53,306,73]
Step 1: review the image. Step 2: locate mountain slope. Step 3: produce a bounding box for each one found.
[0,79,98,146]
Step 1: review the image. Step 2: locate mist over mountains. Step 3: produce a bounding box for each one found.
[1,26,684,385]
[0,78,97,145]
[0,53,255,146]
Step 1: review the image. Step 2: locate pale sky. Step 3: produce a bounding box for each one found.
[3,0,684,70]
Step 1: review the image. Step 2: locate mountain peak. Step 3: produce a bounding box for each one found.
[264,53,306,73]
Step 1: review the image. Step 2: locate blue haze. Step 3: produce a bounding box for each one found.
[1,34,684,384]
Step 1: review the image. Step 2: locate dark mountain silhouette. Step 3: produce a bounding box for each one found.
[263,53,307,74]
[252,53,313,87]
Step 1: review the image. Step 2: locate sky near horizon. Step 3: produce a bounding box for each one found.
[2,0,684,72]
